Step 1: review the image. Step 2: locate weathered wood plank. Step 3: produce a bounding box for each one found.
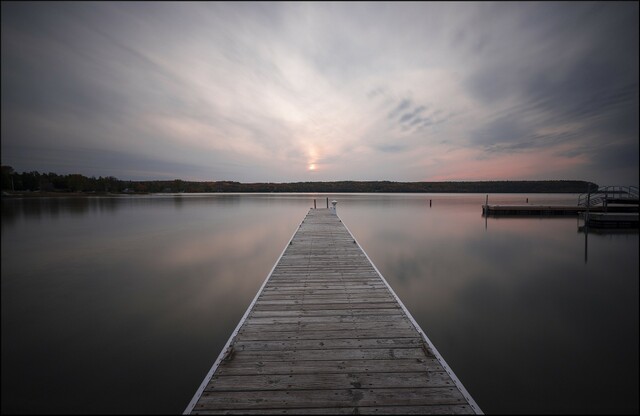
[257,294,394,301]
[254,299,398,305]
[215,358,444,376]
[262,286,386,291]
[355,405,475,415]
[195,387,466,410]
[205,371,455,391]
[266,281,383,285]
[193,405,475,414]
[228,347,426,362]
[239,320,414,333]
[261,285,388,290]
[232,338,423,351]
[246,315,406,325]
[249,308,404,318]
[252,302,402,311]
[235,329,421,341]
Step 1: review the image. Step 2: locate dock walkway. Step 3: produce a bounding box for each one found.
[185,208,481,414]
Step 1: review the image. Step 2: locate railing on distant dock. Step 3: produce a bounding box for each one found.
[578,185,639,209]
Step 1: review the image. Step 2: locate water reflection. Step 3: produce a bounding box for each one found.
[1,194,638,414]
[1,195,311,414]
[339,195,638,414]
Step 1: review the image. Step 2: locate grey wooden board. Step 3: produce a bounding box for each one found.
[249,309,404,318]
[257,295,395,301]
[252,302,402,311]
[193,405,475,414]
[254,299,398,306]
[232,338,424,351]
[246,315,407,324]
[228,347,426,362]
[195,387,466,410]
[205,372,455,391]
[239,321,414,333]
[215,359,445,376]
[189,209,478,414]
[235,329,422,341]
[261,287,390,292]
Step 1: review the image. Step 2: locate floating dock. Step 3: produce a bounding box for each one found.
[483,186,639,217]
[185,208,481,414]
[582,212,639,229]
[482,204,637,216]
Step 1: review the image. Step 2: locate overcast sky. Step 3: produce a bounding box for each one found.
[2,2,638,185]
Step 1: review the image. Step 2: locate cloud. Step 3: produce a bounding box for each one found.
[388,99,412,120]
[375,144,408,154]
[1,2,638,185]
[398,105,426,124]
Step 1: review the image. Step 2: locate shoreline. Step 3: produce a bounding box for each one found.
[2,190,585,198]
[1,191,136,198]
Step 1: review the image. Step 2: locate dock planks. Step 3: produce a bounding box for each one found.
[185,208,481,414]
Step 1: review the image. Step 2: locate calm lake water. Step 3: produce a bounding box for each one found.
[1,193,638,414]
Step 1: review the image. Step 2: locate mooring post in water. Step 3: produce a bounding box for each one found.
[585,191,591,226]
[326,197,329,209]
[430,199,432,207]
[584,224,589,264]
[314,199,316,209]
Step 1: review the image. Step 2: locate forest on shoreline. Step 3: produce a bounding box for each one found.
[1,166,597,194]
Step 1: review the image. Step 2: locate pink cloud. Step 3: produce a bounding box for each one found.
[423,146,589,181]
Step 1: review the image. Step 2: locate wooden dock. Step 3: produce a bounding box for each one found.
[185,208,482,415]
[582,212,639,228]
[482,204,638,216]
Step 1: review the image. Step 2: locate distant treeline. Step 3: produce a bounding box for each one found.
[1,166,597,194]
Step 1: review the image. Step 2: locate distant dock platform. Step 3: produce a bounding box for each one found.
[484,186,639,217]
[582,212,639,229]
[482,204,638,216]
[185,208,482,415]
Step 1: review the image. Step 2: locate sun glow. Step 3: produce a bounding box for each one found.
[308,163,316,171]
